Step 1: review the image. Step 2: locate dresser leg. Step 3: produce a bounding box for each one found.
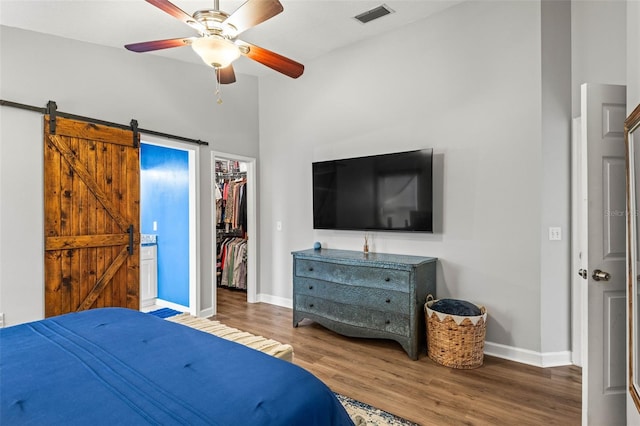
[293,313,301,328]
[398,339,419,361]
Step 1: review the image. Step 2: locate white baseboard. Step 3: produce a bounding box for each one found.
[198,307,214,318]
[140,297,156,308]
[484,341,572,367]
[155,299,189,313]
[257,293,292,309]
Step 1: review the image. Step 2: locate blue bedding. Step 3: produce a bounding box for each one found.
[1,308,354,425]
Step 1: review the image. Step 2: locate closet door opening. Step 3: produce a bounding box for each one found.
[212,152,256,310]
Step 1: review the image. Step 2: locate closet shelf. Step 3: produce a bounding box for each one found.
[217,229,244,237]
[216,171,246,179]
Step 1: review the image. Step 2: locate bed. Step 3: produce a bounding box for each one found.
[1,307,354,425]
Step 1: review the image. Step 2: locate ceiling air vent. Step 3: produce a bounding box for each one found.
[354,4,395,24]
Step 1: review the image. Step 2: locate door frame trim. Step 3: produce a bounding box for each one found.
[211,151,257,312]
[571,116,585,367]
[141,134,200,316]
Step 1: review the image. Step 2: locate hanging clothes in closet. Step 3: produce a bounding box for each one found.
[216,177,247,234]
[215,162,248,290]
[218,237,248,290]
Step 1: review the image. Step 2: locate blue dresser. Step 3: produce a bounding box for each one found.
[292,248,437,360]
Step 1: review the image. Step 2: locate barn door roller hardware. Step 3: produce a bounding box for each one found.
[130,119,139,148]
[47,100,58,134]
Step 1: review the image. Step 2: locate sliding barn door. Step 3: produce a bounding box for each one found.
[44,116,140,317]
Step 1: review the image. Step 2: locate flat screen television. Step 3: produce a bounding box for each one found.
[312,149,433,232]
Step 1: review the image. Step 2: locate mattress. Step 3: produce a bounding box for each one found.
[1,308,353,425]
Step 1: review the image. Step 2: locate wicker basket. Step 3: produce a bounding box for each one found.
[424,295,487,369]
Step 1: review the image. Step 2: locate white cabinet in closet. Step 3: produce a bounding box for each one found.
[140,244,158,307]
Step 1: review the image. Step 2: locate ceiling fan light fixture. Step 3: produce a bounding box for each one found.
[191,36,240,68]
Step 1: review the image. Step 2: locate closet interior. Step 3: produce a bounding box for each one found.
[215,159,248,291]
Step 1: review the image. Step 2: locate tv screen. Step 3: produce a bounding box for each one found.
[313,149,433,232]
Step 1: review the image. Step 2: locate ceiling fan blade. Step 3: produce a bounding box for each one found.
[145,0,208,33]
[217,65,237,84]
[224,0,283,35]
[125,37,195,53]
[236,40,304,79]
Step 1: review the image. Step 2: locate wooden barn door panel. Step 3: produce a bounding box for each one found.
[44,116,140,317]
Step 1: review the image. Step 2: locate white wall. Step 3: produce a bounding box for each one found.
[540,0,572,356]
[571,0,627,118]
[0,25,260,325]
[258,1,547,356]
[0,107,45,326]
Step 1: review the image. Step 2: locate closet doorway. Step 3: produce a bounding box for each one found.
[141,136,198,315]
[212,152,256,310]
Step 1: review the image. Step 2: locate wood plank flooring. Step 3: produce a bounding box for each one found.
[212,288,581,425]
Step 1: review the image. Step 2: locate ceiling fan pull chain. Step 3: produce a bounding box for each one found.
[215,67,223,104]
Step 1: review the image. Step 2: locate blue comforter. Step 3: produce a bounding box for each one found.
[1,308,354,425]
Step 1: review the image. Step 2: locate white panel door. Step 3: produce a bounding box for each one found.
[581,83,627,425]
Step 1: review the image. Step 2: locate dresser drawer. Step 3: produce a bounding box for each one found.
[294,277,410,315]
[295,259,410,292]
[295,295,410,336]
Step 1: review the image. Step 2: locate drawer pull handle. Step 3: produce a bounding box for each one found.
[385,298,391,303]
[385,320,391,324]
[309,303,314,308]
[385,277,390,282]
[309,267,314,271]
[309,285,314,290]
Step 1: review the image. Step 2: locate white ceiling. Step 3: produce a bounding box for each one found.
[0,0,463,77]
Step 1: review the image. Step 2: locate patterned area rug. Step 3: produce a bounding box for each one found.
[335,393,419,426]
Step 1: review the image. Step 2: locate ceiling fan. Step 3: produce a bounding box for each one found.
[125,0,304,85]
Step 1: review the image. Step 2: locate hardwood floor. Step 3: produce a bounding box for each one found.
[213,288,581,425]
